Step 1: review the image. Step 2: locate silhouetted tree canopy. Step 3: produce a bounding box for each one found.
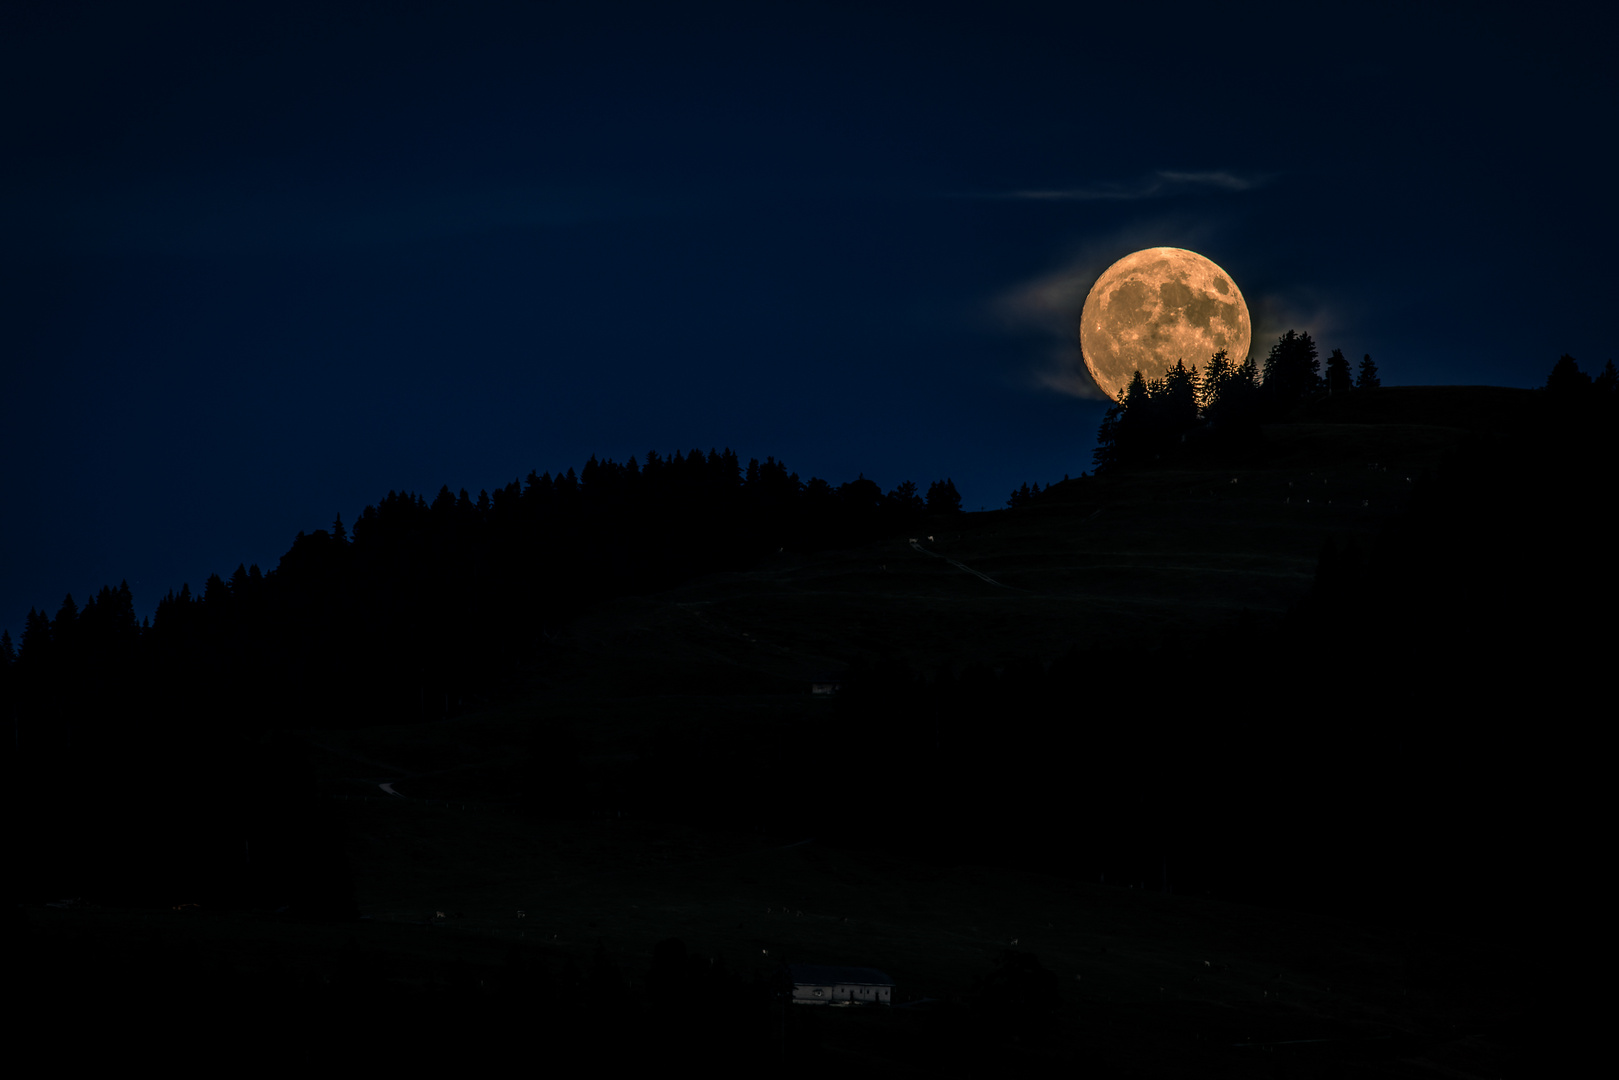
[925,478,962,515]
[1356,353,1381,390]
[1325,348,1353,394]
[4,444,972,751]
[1546,353,1593,396]
[1596,359,1619,395]
[1261,329,1320,412]
[1006,481,1042,508]
[1094,332,1383,471]
[1197,349,1232,412]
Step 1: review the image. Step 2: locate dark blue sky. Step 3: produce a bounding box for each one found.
[3,0,1613,636]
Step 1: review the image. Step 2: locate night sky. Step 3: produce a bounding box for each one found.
[4,0,1613,637]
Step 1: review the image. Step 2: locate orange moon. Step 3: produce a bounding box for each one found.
[1079,247,1251,402]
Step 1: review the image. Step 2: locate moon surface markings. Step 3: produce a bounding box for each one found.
[1079,247,1251,402]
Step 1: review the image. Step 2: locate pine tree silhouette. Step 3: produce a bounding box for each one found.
[1198,350,1232,414]
[1594,360,1618,396]
[1163,359,1198,429]
[925,478,962,515]
[1261,330,1321,413]
[1356,354,1381,390]
[1325,348,1354,395]
[1546,354,1592,395]
[1092,401,1122,473]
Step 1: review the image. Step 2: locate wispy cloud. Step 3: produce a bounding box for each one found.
[989,223,1219,401]
[963,169,1267,202]
[1248,290,1349,365]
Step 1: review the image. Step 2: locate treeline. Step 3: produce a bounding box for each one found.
[1093,330,1383,470]
[3,448,963,908]
[1,450,965,737]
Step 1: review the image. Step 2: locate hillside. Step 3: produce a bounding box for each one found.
[509,387,1511,697]
[18,791,1516,1077]
[17,384,1577,1076]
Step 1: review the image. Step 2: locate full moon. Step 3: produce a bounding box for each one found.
[1079,247,1251,402]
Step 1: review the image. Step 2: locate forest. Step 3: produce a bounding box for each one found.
[3,453,965,736]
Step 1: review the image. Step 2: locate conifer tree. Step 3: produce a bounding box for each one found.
[1092,401,1122,473]
[1199,350,1232,414]
[1261,330,1321,412]
[1121,369,1149,408]
[1325,348,1353,395]
[926,478,962,515]
[887,480,924,515]
[1545,354,1591,395]
[1110,371,1154,465]
[52,594,79,656]
[1234,355,1259,392]
[1356,354,1381,390]
[203,572,229,608]
[1595,360,1618,396]
[1163,359,1198,430]
[112,581,139,641]
[1201,353,1262,441]
[20,608,50,666]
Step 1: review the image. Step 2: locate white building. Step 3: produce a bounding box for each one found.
[785,964,893,1005]
[809,672,844,695]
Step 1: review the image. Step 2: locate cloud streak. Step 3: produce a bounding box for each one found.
[965,169,1267,202]
[989,223,1218,402]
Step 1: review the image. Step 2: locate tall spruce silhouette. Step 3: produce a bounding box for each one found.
[1198,349,1232,414]
[1260,329,1321,413]
[925,478,962,515]
[1324,348,1354,395]
[1546,353,1592,396]
[1356,353,1381,389]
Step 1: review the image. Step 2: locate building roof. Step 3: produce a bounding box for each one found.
[785,963,893,986]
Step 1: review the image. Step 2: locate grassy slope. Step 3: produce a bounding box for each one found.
[22,799,1507,1076]
[20,387,1530,1075]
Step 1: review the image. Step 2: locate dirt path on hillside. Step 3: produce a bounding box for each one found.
[908,540,1028,591]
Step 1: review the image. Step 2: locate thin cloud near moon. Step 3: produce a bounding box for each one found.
[961,169,1268,202]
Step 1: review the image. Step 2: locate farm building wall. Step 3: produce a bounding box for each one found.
[790,980,892,1005]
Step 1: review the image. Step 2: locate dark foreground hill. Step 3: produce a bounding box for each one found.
[15,382,1603,1075]
[16,800,1526,1077]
